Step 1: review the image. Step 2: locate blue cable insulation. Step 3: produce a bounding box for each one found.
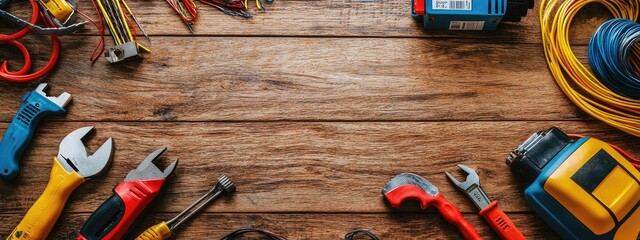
[588,18,640,99]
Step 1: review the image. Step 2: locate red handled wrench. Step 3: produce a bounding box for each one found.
[382,173,481,240]
[445,165,525,240]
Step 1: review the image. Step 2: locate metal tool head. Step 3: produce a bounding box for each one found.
[125,147,178,181]
[35,83,72,108]
[382,173,439,197]
[57,126,114,178]
[217,175,236,193]
[445,164,480,191]
[105,41,141,64]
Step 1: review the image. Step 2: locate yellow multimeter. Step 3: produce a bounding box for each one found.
[38,0,74,23]
[507,127,640,240]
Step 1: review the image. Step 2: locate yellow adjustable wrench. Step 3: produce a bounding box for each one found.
[7,126,114,240]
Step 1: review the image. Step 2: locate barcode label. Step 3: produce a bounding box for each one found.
[449,21,485,30]
[433,0,471,10]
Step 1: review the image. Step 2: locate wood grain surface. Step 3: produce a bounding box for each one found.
[0,0,635,239]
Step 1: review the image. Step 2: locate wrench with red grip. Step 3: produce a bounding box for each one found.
[446,164,526,240]
[77,148,178,240]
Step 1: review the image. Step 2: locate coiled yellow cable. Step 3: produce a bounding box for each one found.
[540,0,640,136]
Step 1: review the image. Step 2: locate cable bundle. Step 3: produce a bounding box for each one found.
[344,229,380,240]
[589,18,640,99]
[540,0,640,137]
[220,227,287,240]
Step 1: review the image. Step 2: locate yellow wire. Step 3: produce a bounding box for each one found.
[115,0,134,42]
[540,0,640,137]
[95,0,123,45]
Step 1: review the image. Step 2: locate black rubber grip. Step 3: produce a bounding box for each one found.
[79,193,125,240]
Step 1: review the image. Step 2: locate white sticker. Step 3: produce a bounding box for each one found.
[449,21,485,30]
[433,0,472,10]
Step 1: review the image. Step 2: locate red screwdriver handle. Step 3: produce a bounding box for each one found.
[479,201,525,240]
[78,179,166,240]
[433,194,482,240]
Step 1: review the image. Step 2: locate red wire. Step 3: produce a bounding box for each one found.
[77,7,104,63]
[167,0,197,23]
[0,0,60,83]
[122,11,138,41]
[0,41,31,75]
[0,0,38,42]
[568,134,640,168]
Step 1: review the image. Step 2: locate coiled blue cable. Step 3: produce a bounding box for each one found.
[588,18,640,99]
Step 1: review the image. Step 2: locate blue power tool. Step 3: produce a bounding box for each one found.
[411,0,533,30]
[0,84,71,180]
[507,127,640,239]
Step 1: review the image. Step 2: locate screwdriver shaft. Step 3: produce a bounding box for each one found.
[171,189,223,230]
[165,184,220,226]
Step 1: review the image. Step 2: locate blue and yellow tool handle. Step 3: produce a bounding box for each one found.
[7,158,85,240]
[0,91,67,180]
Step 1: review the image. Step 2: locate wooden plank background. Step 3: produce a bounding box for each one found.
[0,1,635,239]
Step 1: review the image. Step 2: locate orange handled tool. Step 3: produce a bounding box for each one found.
[446,164,526,240]
[382,173,481,240]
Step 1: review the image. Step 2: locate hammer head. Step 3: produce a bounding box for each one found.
[382,173,439,209]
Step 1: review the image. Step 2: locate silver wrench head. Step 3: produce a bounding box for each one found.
[57,126,114,178]
[125,147,178,181]
[35,83,72,108]
[445,164,480,191]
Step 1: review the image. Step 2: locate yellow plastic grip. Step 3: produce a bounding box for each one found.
[135,222,172,240]
[37,0,74,22]
[7,158,85,240]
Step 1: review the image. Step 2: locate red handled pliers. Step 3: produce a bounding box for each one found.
[77,148,178,240]
[0,0,61,83]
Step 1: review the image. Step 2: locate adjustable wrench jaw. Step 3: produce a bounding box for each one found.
[35,83,72,108]
[57,126,114,178]
[125,147,178,181]
[8,126,113,240]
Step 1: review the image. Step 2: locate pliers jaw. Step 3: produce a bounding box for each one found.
[125,147,178,181]
[57,126,114,179]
